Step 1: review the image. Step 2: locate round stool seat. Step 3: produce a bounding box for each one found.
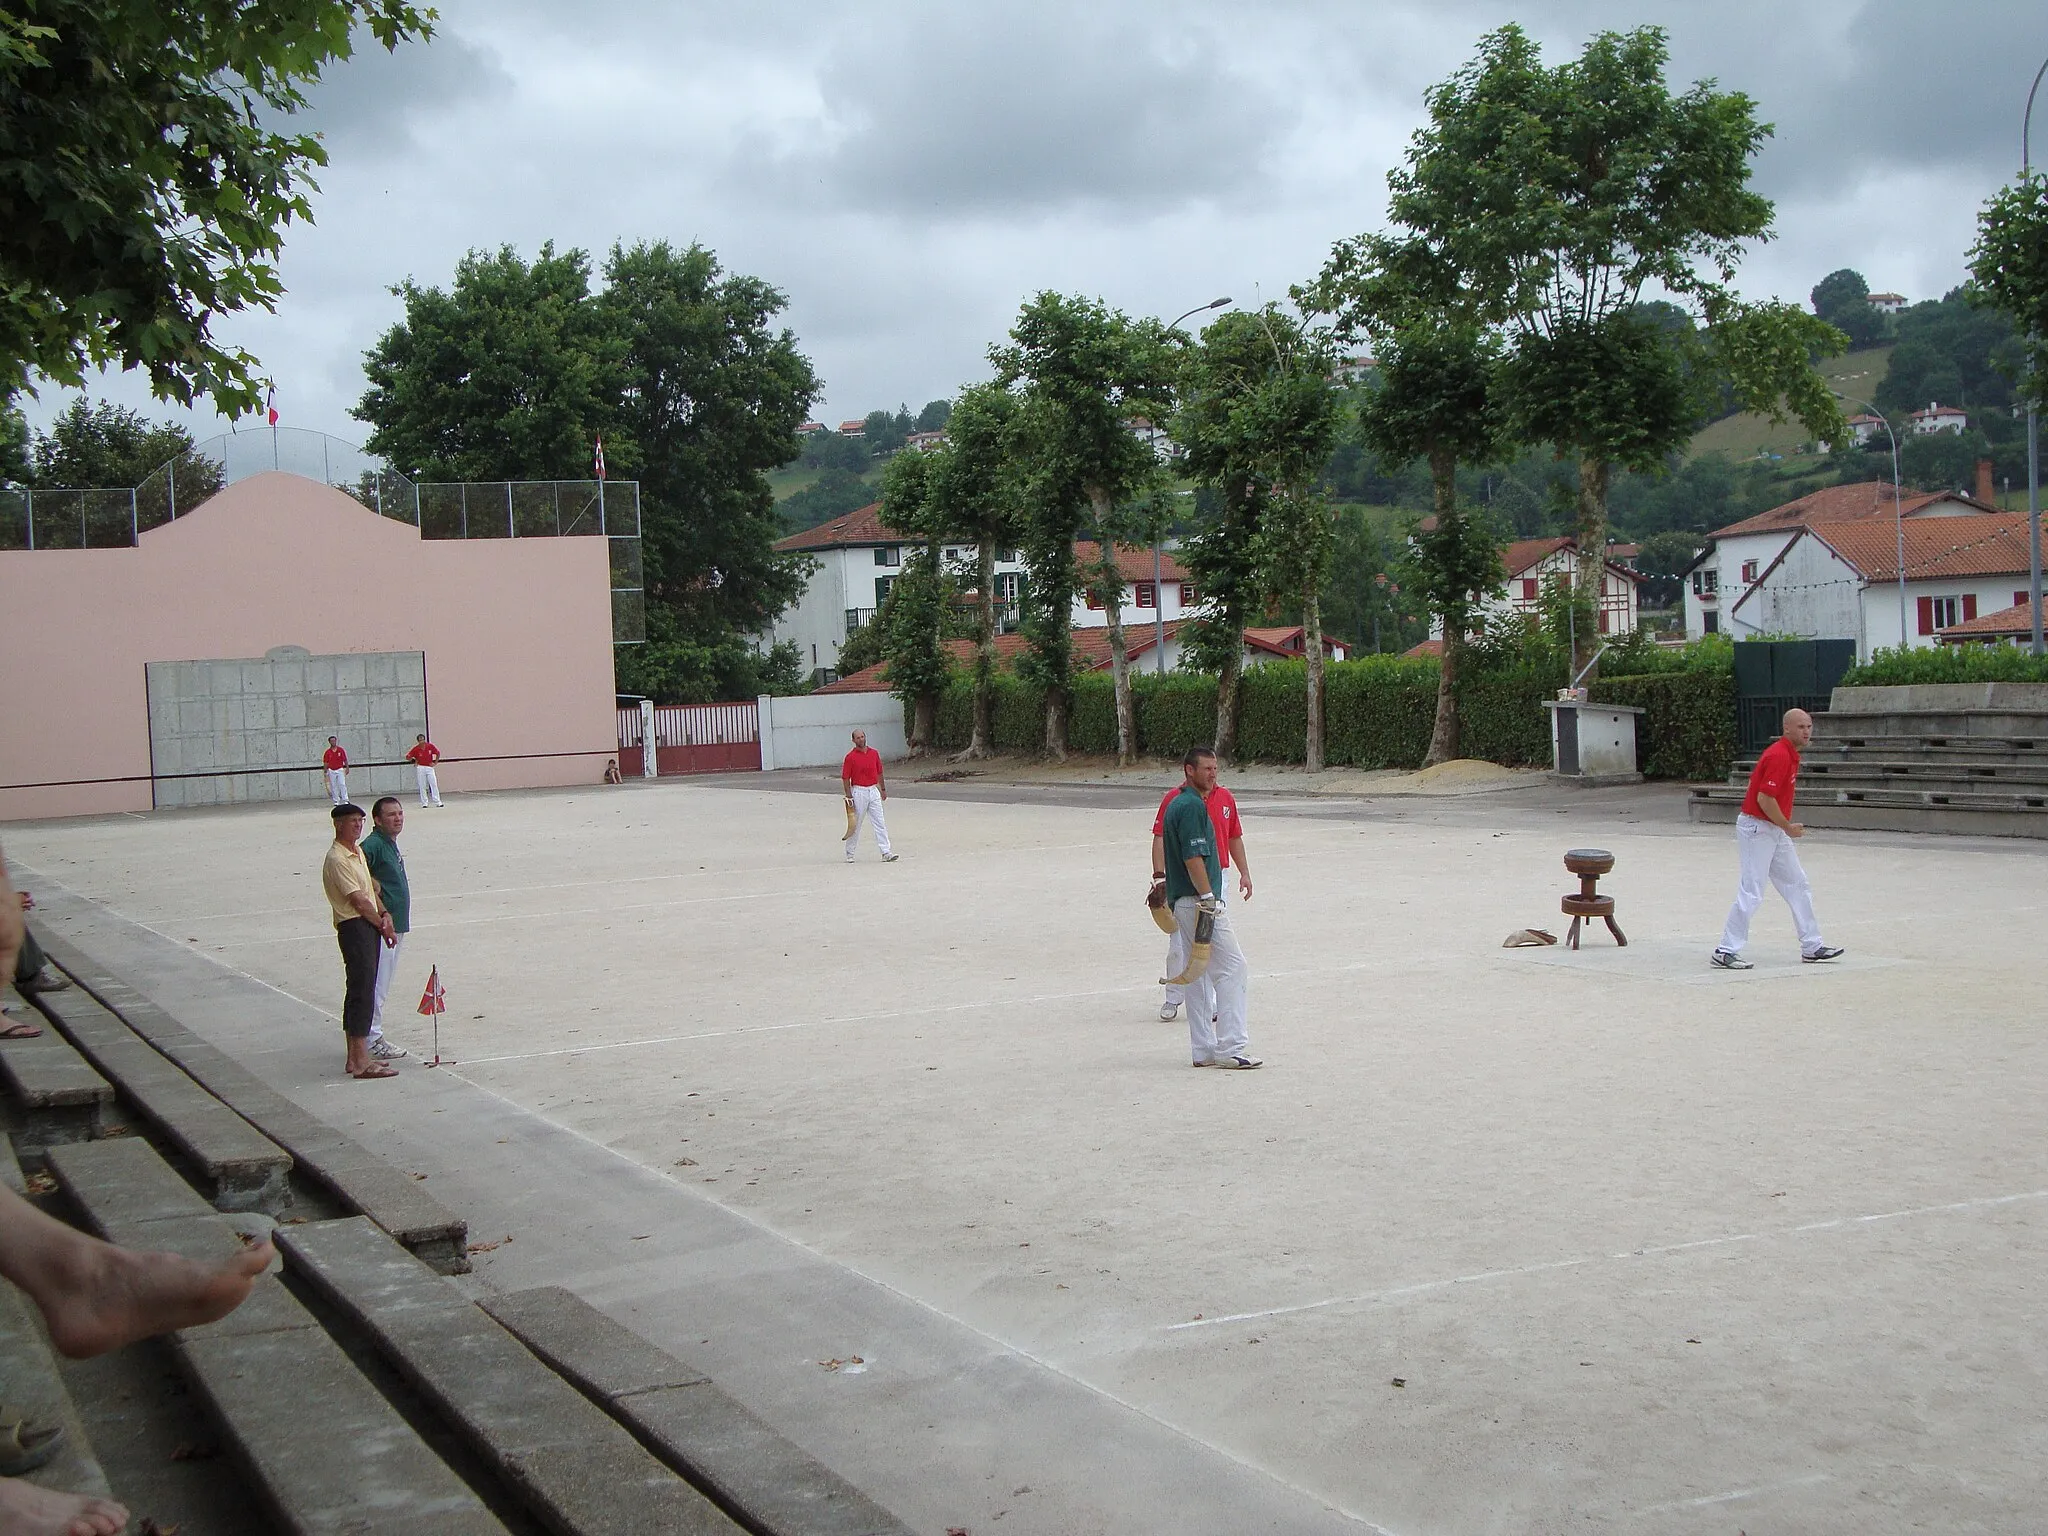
[1564,848,1615,877]
[1561,893,1615,918]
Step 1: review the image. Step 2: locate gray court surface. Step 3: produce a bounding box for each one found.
[7,771,2046,1534]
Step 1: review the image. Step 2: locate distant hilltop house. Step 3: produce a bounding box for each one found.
[796,421,828,436]
[1680,480,2003,652]
[1331,354,1377,384]
[1866,291,1908,315]
[905,430,948,453]
[1843,413,1886,447]
[836,419,866,437]
[767,503,1205,681]
[1910,403,1967,435]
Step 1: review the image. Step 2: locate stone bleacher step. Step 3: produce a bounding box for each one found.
[45,1138,507,1535]
[35,932,468,1273]
[0,1135,115,1505]
[30,985,290,1214]
[277,1217,745,1536]
[482,1286,916,1536]
[0,994,115,1162]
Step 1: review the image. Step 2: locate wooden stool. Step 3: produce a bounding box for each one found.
[1561,848,1626,949]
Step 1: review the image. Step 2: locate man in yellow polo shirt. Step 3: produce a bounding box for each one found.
[322,803,398,1079]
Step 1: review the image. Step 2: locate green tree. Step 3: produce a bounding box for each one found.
[1631,528,1707,608]
[602,241,819,645]
[28,396,222,497]
[925,382,1024,758]
[1970,172,2048,407]
[779,466,874,532]
[1387,23,1847,679]
[356,244,626,482]
[863,407,912,456]
[915,399,954,432]
[993,293,1176,762]
[1810,268,1887,348]
[1,1,432,414]
[875,448,954,749]
[0,403,26,485]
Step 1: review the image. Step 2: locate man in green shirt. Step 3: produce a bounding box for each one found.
[1160,746,1258,1069]
[361,797,412,1061]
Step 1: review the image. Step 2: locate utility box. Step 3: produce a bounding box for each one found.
[1544,700,1644,784]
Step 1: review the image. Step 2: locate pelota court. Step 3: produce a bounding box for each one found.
[8,770,2045,1535]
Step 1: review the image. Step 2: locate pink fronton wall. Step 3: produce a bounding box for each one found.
[0,472,617,820]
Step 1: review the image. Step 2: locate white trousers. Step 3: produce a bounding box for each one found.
[844,785,891,858]
[1173,896,1249,1062]
[1719,814,1824,956]
[416,765,442,806]
[370,932,406,1038]
[1161,887,1226,1007]
[325,768,349,804]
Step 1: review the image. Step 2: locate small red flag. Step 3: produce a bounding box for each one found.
[265,383,278,426]
[417,966,446,1016]
[593,433,606,481]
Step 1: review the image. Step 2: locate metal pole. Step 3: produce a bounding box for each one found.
[168,462,175,520]
[23,490,31,552]
[130,487,137,546]
[2025,55,2046,655]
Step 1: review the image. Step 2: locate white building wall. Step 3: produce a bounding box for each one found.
[1728,537,1863,647]
[1860,576,2037,659]
[757,691,908,769]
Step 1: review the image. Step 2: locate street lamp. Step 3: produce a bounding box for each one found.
[1836,393,1909,649]
[1153,297,1232,673]
[2023,54,2047,656]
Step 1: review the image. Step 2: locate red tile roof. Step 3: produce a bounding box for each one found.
[775,502,902,552]
[1706,482,1993,539]
[1501,537,1573,576]
[1073,541,1191,584]
[1242,626,1347,658]
[813,623,1201,695]
[1804,514,2039,582]
[1402,638,1444,658]
[1938,597,2042,641]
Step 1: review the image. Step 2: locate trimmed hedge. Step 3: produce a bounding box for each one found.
[1588,670,1736,782]
[1840,641,2048,686]
[925,647,1734,780]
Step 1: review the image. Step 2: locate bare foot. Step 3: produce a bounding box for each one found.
[42,1238,273,1359]
[0,1478,129,1535]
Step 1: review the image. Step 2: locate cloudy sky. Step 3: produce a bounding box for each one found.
[23,0,2048,449]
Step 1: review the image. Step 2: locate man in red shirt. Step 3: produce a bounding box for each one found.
[1150,774,1252,1020]
[322,737,349,806]
[1713,707,1843,969]
[405,733,444,808]
[841,729,897,863]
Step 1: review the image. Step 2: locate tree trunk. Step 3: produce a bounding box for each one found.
[1044,687,1069,760]
[1425,631,1459,767]
[964,540,995,759]
[1215,638,1243,761]
[911,693,936,753]
[1423,446,1461,767]
[1303,583,1325,772]
[1573,454,1611,683]
[1090,494,1137,767]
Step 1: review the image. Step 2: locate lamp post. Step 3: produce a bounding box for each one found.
[2023,54,2046,655]
[1153,297,1232,673]
[1837,393,1908,649]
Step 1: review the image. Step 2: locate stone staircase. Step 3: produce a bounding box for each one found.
[1689,683,2048,838]
[0,948,918,1535]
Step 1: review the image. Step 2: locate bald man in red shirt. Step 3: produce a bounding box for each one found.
[1712,708,1843,969]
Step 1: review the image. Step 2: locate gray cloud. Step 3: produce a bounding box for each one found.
[20,1,2045,448]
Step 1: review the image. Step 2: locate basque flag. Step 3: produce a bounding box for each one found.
[265,383,278,426]
[593,433,606,482]
[416,966,446,1017]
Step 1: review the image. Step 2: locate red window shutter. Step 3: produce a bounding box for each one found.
[1521,577,1538,600]
[1597,608,1610,634]
[1962,594,1978,622]
[2019,591,2031,610]
[1917,596,1934,636]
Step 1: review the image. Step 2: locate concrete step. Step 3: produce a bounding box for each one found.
[1693,782,2048,813]
[28,984,291,1214]
[36,932,468,1273]
[482,1286,915,1536]
[0,998,115,1164]
[0,1136,115,1505]
[1802,755,2048,782]
[1688,789,2048,838]
[45,1138,508,1535]
[278,1217,744,1536]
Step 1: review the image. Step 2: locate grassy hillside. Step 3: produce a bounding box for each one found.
[1687,346,1893,463]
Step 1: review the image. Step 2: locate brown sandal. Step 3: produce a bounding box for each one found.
[350,1063,399,1079]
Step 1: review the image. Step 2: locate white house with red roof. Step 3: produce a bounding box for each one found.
[1681,481,1995,641]
[1909,403,1968,435]
[1866,292,1907,314]
[768,504,1209,680]
[1426,534,1643,643]
[1728,513,2039,659]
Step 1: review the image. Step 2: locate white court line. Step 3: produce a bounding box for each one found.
[1640,1472,1832,1513]
[1165,1188,2048,1333]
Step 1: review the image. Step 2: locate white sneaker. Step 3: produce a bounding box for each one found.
[1212,1054,1262,1070]
[367,1036,408,1060]
[881,853,899,862]
[1159,1002,1180,1021]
